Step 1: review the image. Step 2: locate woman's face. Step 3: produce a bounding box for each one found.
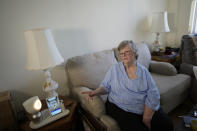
[119,45,136,64]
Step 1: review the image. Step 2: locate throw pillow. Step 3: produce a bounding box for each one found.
[149,61,177,76]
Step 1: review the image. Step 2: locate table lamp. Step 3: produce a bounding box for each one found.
[150,11,170,52]
[24,28,69,129]
[24,28,64,98]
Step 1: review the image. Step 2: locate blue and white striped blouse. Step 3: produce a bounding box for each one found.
[100,62,160,115]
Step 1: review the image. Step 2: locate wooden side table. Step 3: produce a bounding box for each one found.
[151,52,180,69]
[20,96,78,131]
[0,91,17,130]
[151,55,177,63]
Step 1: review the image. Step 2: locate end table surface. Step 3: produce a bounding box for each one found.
[151,53,179,63]
[151,52,180,69]
[20,96,77,131]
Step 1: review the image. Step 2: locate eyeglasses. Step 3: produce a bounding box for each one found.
[119,50,132,57]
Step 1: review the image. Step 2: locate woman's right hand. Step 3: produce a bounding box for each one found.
[81,90,95,100]
[81,87,107,100]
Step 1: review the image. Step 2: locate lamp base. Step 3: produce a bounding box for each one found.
[152,43,161,52]
[152,32,162,52]
[29,108,70,129]
[43,69,59,98]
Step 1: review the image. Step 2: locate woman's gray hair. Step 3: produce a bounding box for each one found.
[118,40,138,59]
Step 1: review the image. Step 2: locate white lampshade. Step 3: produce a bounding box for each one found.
[150,11,170,33]
[24,28,64,70]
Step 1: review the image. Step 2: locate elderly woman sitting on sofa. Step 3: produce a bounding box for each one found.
[82,40,173,131]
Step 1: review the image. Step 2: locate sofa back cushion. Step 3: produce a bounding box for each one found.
[136,43,151,69]
[113,43,151,69]
[181,35,197,65]
[66,50,117,89]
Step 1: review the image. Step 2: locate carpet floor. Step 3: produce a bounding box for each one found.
[168,98,194,129]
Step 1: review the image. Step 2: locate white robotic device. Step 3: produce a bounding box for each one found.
[29,96,70,129]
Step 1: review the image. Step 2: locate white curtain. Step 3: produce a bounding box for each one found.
[189,0,197,33]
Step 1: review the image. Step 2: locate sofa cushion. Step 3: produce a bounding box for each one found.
[191,35,197,65]
[180,63,195,76]
[181,35,197,65]
[149,61,177,76]
[151,73,191,105]
[136,43,151,69]
[73,87,106,117]
[66,50,117,89]
[113,43,151,69]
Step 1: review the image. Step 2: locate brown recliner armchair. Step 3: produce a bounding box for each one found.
[180,35,197,103]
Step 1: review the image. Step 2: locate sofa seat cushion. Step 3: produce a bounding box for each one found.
[151,73,191,104]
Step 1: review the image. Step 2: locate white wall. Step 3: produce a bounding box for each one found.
[0,0,168,110]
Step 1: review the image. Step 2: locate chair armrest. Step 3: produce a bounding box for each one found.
[73,86,105,118]
[149,60,177,76]
[100,115,121,131]
[180,63,195,77]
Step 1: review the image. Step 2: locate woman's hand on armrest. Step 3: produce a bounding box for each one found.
[75,86,106,117]
[81,86,107,100]
[81,90,95,100]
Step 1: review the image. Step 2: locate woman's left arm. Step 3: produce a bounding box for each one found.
[143,68,160,130]
[143,105,155,130]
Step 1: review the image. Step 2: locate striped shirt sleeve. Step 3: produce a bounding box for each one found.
[144,68,160,111]
[99,67,113,93]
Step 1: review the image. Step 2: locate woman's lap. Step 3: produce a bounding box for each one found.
[151,108,174,131]
[105,100,174,131]
[105,100,147,131]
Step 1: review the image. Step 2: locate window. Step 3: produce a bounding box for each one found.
[189,0,197,33]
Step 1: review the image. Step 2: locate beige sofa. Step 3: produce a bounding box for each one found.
[65,43,191,131]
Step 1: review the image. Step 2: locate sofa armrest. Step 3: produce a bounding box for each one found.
[78,105,107,131]
[180,63,195,77]
[100,115,121,131]
[149,60,177,76]
[73,86,106,118]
